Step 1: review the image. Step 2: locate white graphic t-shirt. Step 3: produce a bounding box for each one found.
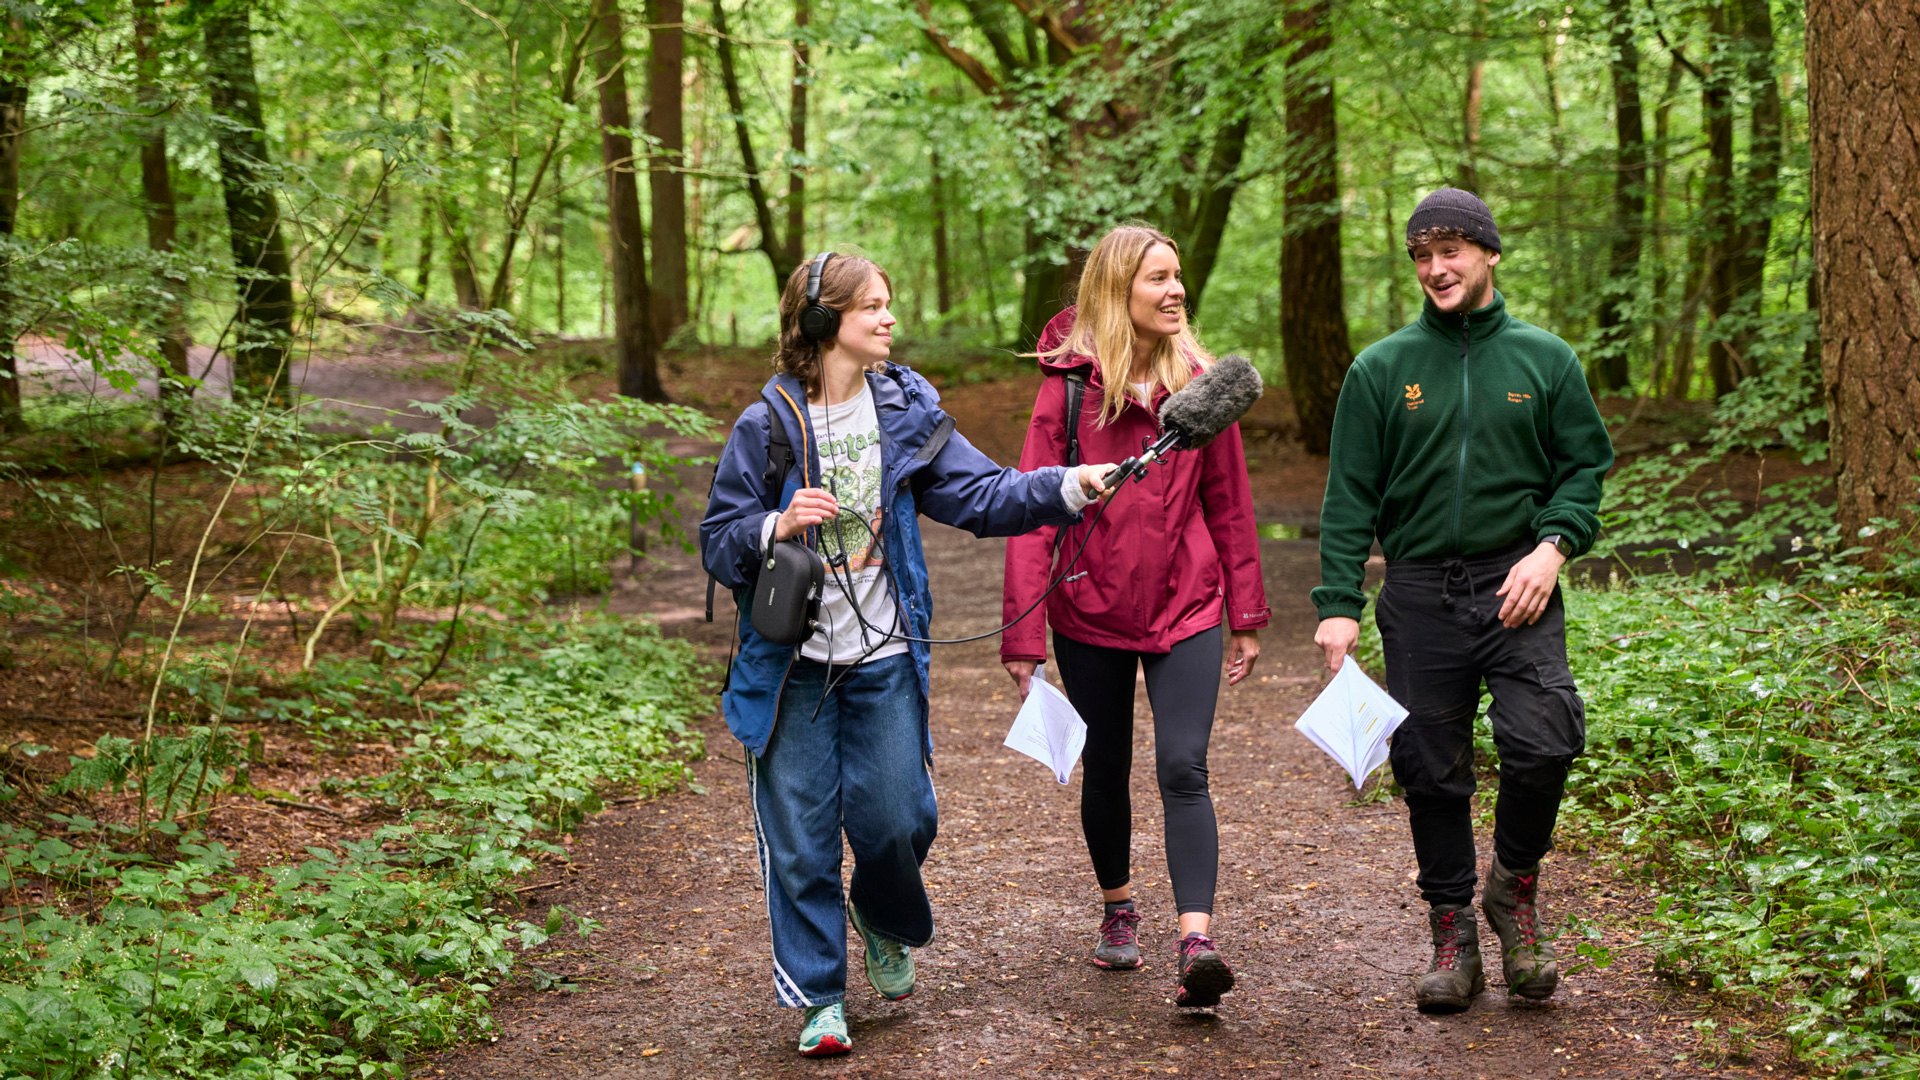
[804,384,907,663]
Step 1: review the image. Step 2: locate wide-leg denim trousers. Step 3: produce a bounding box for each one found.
[749,653,937,1006]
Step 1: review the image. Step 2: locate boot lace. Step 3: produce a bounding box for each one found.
[1511,872,1540,946]
[1099,908,1140,947]
[1433,911,1464,970]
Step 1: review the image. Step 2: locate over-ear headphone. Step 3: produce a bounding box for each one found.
[798,251,840,344]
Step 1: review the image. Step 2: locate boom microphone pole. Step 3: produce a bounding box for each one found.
[1102,354,1265,489]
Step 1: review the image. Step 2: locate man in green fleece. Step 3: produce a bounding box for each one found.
[1311,188,1614,1015]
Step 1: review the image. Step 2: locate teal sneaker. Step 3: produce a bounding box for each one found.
[849,904,916,1000]
[796,1002,851,1057]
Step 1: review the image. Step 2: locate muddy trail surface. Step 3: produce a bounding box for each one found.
[429,528,1794,1079]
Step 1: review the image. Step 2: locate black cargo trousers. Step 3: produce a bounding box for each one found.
[1377,541,1587,908]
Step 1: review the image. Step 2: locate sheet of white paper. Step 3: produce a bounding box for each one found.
[1294,659,1410,789]
[1003,664,1087,785]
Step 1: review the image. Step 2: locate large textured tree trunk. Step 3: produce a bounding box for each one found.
[592,0,663,401]
[1280,0,1353,456]
[1809,0,1920,543]
[646,0,688,343]
[0,24,26,433]
[1724,0,1780,378]
[133,0,193,422]
[1592,0,1645,393]
[204,0,295,404]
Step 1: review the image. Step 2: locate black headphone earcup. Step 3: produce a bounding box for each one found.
[799,303,840,344]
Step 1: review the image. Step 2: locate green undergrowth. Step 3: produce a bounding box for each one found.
[1558,576,1920,1075]
[0,619,709,1080]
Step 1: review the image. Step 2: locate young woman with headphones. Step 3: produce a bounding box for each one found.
[1002,224,1270,1009]
[701,252,1117,1058]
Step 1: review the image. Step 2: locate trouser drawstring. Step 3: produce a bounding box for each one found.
[1439,558,1475,613]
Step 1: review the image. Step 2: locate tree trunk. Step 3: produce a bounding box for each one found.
[1459,0,1488,192]
[1017,229,1081,350]
[711,0,794,296]
[1649,56,1685,394]
[1724,0,1781,378]
[0,23,25,433]
[1702,2,1741,397]
[784,0,808,270]
[204,0,295,404]
[592,0,664,401]
[1808,0,1920,544]
[133,0,193,422]
[1592,0,1645,393]
[930,147,952,316]
[1280,0,1353,456]
[413,199,435,298]
[646,0,688,343]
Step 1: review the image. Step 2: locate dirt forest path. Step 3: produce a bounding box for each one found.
[427,517,1793,1079]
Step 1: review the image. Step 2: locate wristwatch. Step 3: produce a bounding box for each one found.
[1541,534,1574,559]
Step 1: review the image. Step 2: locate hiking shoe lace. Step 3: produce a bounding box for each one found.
[1093,907,1142,970]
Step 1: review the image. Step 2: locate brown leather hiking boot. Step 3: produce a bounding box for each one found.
[1415,904,1484,1014]
[1481,857,1559,999]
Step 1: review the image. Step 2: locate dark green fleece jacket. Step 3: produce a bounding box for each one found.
[1312,291,1614,621]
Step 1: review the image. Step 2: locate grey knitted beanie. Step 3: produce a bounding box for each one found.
[1405,188,1501,257]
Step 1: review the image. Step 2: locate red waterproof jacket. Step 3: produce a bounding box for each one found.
[1001,307,1271,662]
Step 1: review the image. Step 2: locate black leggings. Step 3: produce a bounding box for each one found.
[1054,626,1223,915]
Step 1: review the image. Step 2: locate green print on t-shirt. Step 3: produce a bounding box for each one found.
[819,430,880,463]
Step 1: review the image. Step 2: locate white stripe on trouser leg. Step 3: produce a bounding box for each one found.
[748,756,813,1007]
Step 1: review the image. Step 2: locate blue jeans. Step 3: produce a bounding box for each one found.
[749,653,937,1006]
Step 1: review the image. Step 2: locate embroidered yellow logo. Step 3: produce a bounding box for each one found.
[1507,391,1533,403]
[1405,383,1424,410]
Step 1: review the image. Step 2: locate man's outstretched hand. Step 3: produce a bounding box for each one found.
[1315,617,1359,673]
[1495,542,1568,628]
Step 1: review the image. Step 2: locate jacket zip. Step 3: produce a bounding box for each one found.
[1451,312,1472,554]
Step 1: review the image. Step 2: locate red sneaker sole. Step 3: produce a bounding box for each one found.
[800,1035,851,1058]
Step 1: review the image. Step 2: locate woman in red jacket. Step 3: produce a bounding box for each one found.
[1002,223,1270,1009]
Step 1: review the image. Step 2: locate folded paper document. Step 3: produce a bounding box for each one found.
[1003,664,1087,785]
[1295,659,1409,789]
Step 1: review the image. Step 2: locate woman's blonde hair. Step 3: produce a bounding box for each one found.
[1039,223,1213,426]
[772,253,893,393]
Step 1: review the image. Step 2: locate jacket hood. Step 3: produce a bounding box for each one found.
[1034,306,1097,379]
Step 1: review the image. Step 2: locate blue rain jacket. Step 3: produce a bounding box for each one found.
[700,365,1081,759]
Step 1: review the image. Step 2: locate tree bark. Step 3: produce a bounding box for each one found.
[592,0,664,401]
[0,23,25,432]
[1280,0,1353,456]
[413,199,435,299]
[646,0,689,343]
[1592,0,1645,393]
[930,147,952,316]
[1808,0,1920,543]
[204,0,296,404]
[133,0,193,422]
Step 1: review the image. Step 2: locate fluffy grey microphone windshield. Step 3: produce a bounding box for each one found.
[1158,354,1263,449]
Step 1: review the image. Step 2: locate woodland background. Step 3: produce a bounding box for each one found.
[0,0,1916,1075]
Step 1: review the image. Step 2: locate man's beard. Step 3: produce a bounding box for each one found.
[1431,263,1493,312]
